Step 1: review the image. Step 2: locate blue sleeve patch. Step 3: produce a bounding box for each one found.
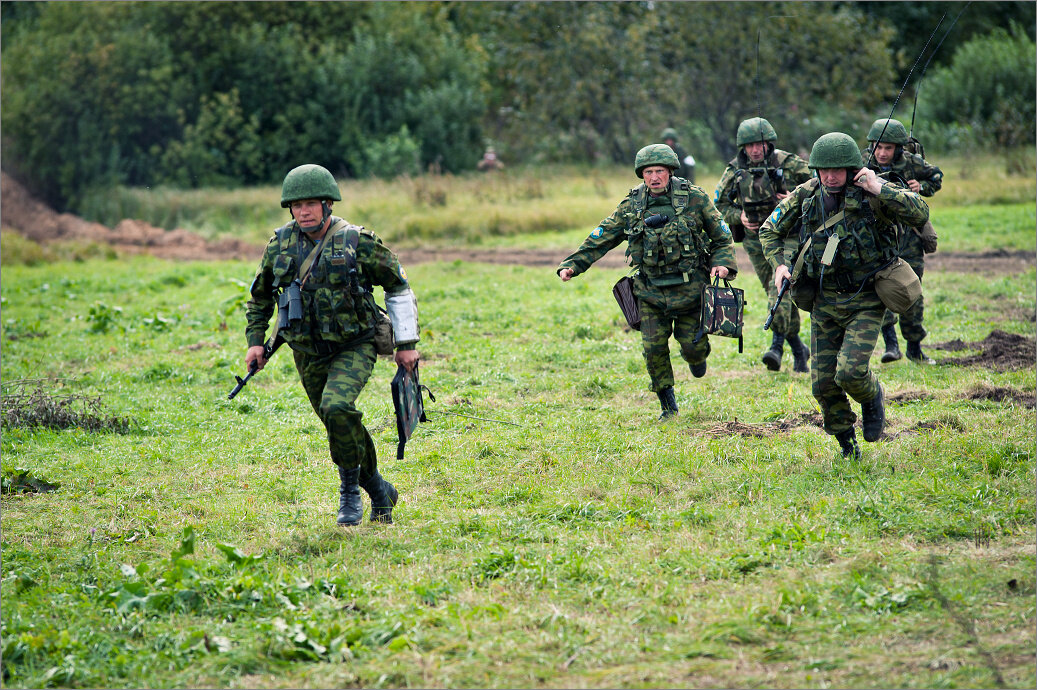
[719,220,731,235]
[713,188,720,203]
[767,206,783,225]
[590,226,604,239]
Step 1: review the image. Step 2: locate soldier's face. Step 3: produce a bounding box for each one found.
[744,141,767,163]
[817,169,848,189]
[289,199,327,229]
[642,166,671,194]
[873,142,896,165]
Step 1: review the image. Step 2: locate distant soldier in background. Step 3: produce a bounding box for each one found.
[661,127,696,184]
[760,133,929,459]
[715,117,812,372]
[557,144,737,419]
[477,146,505,172]
[863,118,943,365]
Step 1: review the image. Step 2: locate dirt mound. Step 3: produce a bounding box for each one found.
[963,384,1036,408]
[932,329,1036,372]
[695,412,824,438]
[1,171,263,261]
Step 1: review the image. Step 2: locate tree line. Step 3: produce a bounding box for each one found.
[1,1,1033,212]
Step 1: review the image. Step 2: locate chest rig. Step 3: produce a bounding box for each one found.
[270,220,376,352]
[729,151,789,225]
[624,179,710,286]
[798,183,898,293]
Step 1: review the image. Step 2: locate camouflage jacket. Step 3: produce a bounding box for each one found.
[557,178,737,287]
[246,217,411,355]
[714,148,812,229]
[759,178,929,291]
[862,147,943,198]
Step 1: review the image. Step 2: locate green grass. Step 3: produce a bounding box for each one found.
[2,209,1035,689]
[71,148,1036,250]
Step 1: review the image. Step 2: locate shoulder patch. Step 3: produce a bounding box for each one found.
[719,220,732,235]
[767,206,784,226]
[713,187,721,203]
[399,266,408,281]
[590,226,605,239]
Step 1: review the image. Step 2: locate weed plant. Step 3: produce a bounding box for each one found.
[1,177,1034,688]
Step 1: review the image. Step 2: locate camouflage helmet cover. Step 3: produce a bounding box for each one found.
[808,132,864,169]
[660,127,680,141]
[736,117,778,146]
[867,118,909,144]
[635,144,680,178]
[280,164,342,208]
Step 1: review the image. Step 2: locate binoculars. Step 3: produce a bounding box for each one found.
[277,279,304,329]
[644,213,669,229]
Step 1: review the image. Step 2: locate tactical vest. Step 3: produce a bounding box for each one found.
[729,150,790,225]
[797,181,898,292]
[270,219,377,353]
[623,178,710,286]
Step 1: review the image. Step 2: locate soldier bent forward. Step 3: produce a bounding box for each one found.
[760,134,929,458]
[245,164,420,526]
[715,117,812,372]
[557,144,737,419]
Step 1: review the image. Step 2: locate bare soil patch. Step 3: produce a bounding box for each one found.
[963,384,1036,409]
[695,412,824,438]
[932,329,1036,372]
[3,172,1034,273]
[887,390,932,403]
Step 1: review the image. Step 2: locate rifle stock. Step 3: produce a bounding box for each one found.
[227,332,285,400]
[763,277,790,331]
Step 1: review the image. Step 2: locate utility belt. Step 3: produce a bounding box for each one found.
[824,271,875,293]
[303,327,376,356]
[647,269,702,287]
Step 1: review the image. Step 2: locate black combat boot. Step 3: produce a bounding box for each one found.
[336,465,364,526]
[657,386,678,419]
[906,341,935,365]
[880,324,902,363]
[836,428,860,459]
[762,332,785,371]
[860,385,885,442]
[690,361,707,378]
[787,333,810,373]
[360,472,399,524]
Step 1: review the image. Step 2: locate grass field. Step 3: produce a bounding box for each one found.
[1,162,1035,688]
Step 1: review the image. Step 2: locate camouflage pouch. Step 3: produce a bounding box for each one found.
[391,362,429,459]
[790,277,817,313]
[916,220,938,254]
[693,276,745,352]
[612,275,641,331]
[373,306,395,356]
[874,258,922,314]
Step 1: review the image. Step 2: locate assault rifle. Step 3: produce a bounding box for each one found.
[763,277,789,331]
[227,332,284,400]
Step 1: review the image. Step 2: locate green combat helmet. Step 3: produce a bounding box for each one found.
[867,118,909,144]
[736,117,778,146]
[808,133,864,169]
[634,144,680,178]
[280,164,342,208]
[660,127,679,141]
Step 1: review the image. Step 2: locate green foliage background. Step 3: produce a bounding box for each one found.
[1,1,1034,212]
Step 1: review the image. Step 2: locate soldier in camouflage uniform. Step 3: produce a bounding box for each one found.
[863,118,943,365]
[760,133,929,458]
[557,144,737,419]
[661,128,696,184]
[715,117,813,373]
[245,164,420,526]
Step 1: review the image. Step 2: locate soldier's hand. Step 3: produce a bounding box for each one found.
[559,268,575,282]
[774,264,792,291]
[739,210,760,231]
[907,179,921,193]
[395,348,420,372]
[775,191,790,201]
[245,345,267,372]
[853,168,884,196]
[711,266,730,280]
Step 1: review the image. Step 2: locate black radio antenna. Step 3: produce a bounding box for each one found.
[873,14,947,147]
[909,2,972,139]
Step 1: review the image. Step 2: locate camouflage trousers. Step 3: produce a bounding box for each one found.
[744,230,802,336]
[293,342,380,478]
[810,295,884,436]
[881,231,927,342]
[639,294,710,392]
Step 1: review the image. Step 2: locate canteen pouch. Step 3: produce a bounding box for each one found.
[612,275,641,331]
[789,277,817,314]
[874,258,922,314]
[917,220,938,254]
[693,276,745,352]
[373,305,396,356]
